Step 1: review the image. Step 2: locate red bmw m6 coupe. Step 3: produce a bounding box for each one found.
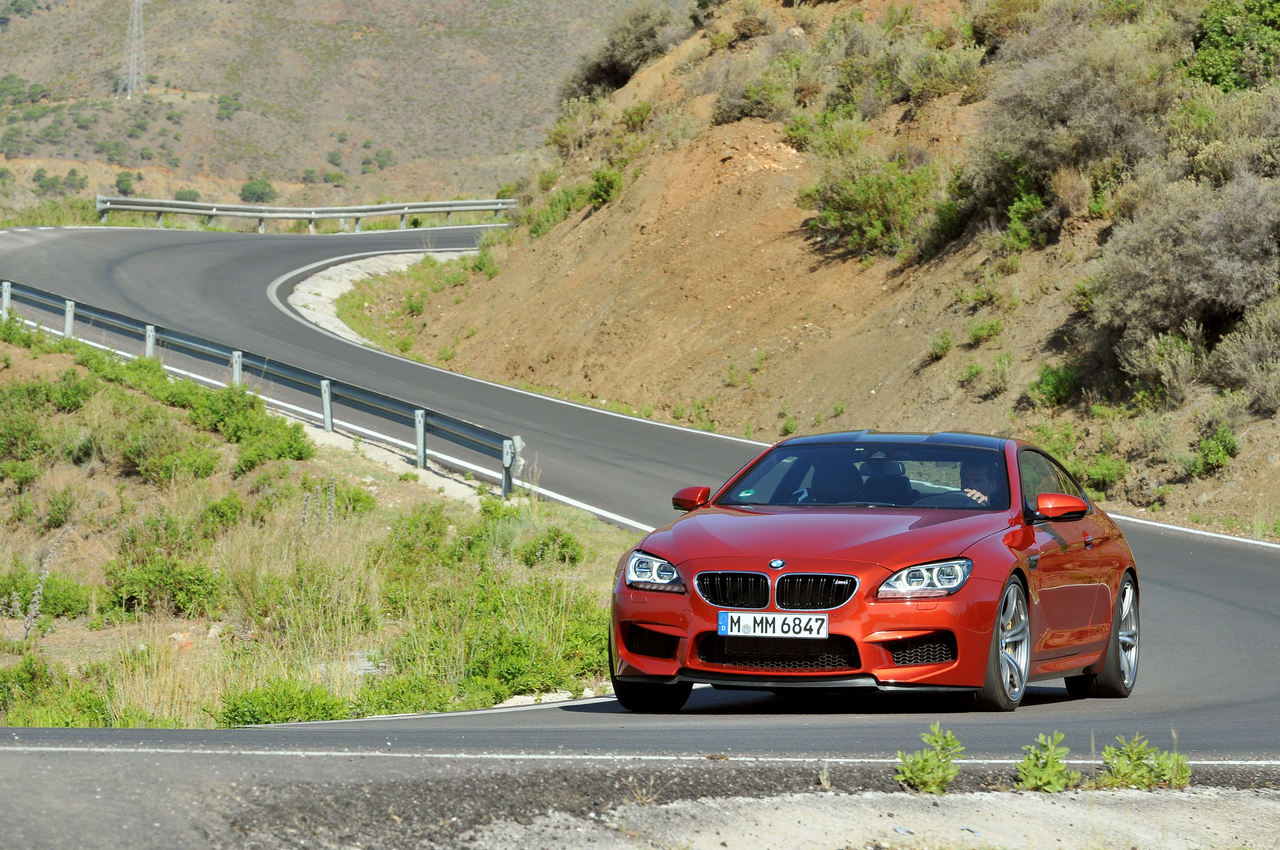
[610,431,1140,712]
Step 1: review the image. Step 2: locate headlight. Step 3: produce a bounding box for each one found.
[625,551,686,593]
[877,558,973,599]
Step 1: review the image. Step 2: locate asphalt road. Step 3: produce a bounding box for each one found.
[1,226,1278,846]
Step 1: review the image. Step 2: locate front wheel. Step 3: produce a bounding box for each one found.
[1065,573,1139,699]
[611,676,692,713]
[974,577,1030,711]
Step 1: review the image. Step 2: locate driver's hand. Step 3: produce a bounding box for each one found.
[964,488,989,505]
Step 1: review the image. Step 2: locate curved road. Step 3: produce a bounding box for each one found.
[1,226,1278,845]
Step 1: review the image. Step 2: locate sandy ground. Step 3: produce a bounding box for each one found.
[468,788,1280,850]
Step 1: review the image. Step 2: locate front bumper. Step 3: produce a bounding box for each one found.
[611,573,1002,690]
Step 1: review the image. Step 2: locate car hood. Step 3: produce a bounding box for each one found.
[641,505,1011,572]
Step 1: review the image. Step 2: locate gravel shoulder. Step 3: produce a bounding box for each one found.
[469,787,1280,850]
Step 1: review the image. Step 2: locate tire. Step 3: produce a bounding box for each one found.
[611,676,693,713]
[1065,573,1139,699]
[608,633,693,713]
[974,576,1030,711]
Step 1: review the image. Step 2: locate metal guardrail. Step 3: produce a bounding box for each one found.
[0,278,524,497]
[95,195,518,233]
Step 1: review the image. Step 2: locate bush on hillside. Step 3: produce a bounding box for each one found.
[239,179,277,204]
[1211,296,1280,412]
[1164,82,1280,184]
[1188,0,1280,91]
[561,3,684,100]
[961,21,1176,215]
[800,153,945,257]
[1090,173,1280,362]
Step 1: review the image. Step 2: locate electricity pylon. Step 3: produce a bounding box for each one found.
[118,0,145,99]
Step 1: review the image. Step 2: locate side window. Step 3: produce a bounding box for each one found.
[1049,457,1087,502]
[1018,451,1060,509]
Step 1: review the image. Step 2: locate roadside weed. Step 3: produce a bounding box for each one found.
[1016,731,1081,792]
[895,722,964,794]
[1090,733,1191,790]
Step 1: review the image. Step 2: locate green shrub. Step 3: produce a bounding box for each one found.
[0,654,112,727]
[105,556,221,617]
[1016,731,1081,792]
[174,188,199,202]
[1090,733,1191,789]
[0,565,94,619]
[517,526,585,566]
[926,330,953,360]
[895,722,964,794]
[801,155,943,257]
[525,183,591,237]
[1081,453,1128,493]
[218,679,350,727]
[1028,364,1079,407]
[239,179,277,204]
[621,101,652,132]
[1187,425,1239,476]
[0,459,40,491]
[355,674,451,716]
[1188,0,1280,91]
[967,319,1003,346]
[590,165,623,206]
[197,492,245,538]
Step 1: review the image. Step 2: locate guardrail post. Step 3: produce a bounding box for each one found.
[399,213,407,229]
[63,300,76,340]
[321,380,333,431]
[155,212,163,227]
[355,217,362,233]
[145,325,156,359]
[1,280,9,321]
[339,217,347,232]
[415,410,426,469]
[231,351,242,386]
[308,219,316,235]
[99,208,109,224]
[256,218,265,234]
[502,436,523,499]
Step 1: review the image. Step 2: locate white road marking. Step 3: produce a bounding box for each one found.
[1,745,1276,767]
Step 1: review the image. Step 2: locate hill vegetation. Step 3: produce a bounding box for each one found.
[0,324,629,726]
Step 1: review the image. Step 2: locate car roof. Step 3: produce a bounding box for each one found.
[777,430,1010,451]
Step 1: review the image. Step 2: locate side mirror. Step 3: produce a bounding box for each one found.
[672,485,712,512]
[1035,492,1088,521]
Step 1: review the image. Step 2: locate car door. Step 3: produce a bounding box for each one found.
[1018,450,1107,658]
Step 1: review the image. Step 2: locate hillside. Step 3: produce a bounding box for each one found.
[336,0,1280,540]
[0,0,683,205]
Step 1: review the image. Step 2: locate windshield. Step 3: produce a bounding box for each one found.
[717,442,1010,510]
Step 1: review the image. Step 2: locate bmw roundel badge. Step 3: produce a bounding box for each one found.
[768,559,786,570]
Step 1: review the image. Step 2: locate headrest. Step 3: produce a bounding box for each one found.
[861,459,905,477]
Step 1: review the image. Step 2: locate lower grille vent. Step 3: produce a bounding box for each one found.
[886,633,957,666]
[697,634,859,672]
[624,625,680,660]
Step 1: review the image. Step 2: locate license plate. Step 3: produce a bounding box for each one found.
[717,611,829,639]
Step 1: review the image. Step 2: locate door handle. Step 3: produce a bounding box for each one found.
[1083,534,1093,549]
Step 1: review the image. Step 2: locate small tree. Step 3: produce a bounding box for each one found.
[115,172,135,197]
[240,179,277,204]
